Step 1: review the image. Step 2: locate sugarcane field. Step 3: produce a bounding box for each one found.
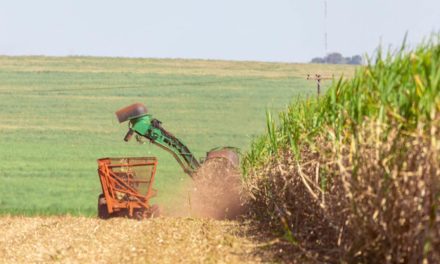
[1,1,439,263]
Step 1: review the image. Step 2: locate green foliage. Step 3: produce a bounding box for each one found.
[244,38,440,172]
[243,37,440,262]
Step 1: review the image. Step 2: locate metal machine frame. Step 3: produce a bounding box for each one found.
[95,103,240,219]
[97,157,159,219]
[115,103,239,177]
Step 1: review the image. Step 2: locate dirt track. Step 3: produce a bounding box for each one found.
[0,216,276,264]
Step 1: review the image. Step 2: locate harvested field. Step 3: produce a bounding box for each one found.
[0,216,274,263]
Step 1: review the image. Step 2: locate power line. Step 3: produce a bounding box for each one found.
[324,0,328,54]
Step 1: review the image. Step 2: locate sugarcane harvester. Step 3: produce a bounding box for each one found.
[96,103,239,219]
[115,103,239,176]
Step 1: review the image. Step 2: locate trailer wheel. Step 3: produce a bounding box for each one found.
[133,205,161,220]
[133,209,144,220]
[148,204,161,218]
[98,194,110,219]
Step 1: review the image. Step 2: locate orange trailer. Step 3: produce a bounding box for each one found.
[97,157,160,219]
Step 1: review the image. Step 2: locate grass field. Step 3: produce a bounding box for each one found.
[0,56,354,216]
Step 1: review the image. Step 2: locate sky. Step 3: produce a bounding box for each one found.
[0,0,439,63]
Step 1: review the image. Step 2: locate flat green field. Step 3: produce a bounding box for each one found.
[0,56,354,216]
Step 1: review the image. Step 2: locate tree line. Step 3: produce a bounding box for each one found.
[311,53,363,65]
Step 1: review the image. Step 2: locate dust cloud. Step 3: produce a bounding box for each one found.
[188,159,245,220]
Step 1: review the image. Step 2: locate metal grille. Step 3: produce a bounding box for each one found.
[99,157,157,199]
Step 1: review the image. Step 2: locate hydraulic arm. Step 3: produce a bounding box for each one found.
[115,103,238,177]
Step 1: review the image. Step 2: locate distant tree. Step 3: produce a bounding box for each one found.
[311,57,325,64]
[309,53,363,65]
[325,52,344,64]
[348,55,363,65]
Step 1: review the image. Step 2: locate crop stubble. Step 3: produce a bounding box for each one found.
[0,216,266,263]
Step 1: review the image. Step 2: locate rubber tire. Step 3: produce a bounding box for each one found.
[97,194,110,219]
[133,209,144,220]
[149,204,161,218]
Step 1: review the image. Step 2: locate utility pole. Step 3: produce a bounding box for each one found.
[324,0,328,54]
[306,74,333,98]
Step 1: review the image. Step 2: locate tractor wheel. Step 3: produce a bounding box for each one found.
[133,209,144,220]
[97,194,110,219]
[148,204,161,218]
[133,205,161,220]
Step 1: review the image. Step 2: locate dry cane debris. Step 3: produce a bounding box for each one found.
[0,216,267,264]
